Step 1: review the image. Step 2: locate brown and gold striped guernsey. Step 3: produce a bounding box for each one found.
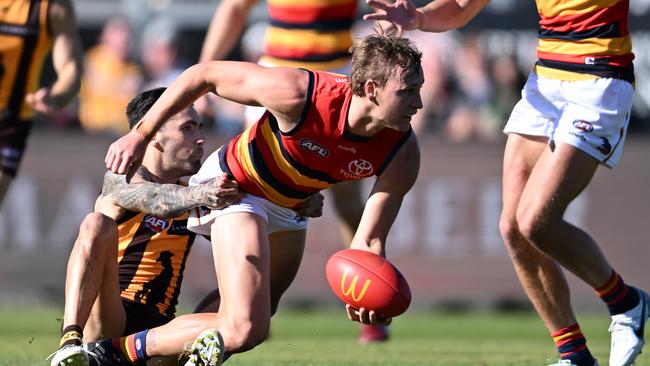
[0,0,52,122]
[116,210,196,318]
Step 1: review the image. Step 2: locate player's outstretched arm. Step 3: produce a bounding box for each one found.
[349,134,420,257]
[200,0,258,62]
[100,171,241,217]
[25,0,83,114]
[105,62,308,175]
[364,0,489,33]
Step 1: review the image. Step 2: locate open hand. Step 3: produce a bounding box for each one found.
[105,130,149,181]
[363,0,420,36]
[346,304,392,325]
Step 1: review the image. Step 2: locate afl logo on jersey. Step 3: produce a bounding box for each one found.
[573,120,593,132]
[300,139,329,157]
[143,214,170,232]
[347,159,374,178]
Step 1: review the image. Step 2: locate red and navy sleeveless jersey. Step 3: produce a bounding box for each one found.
[262,0,356,70]
[0,0,52,122]
[221,70,412,209]
[534,0,634,82]
[116,210,195,318]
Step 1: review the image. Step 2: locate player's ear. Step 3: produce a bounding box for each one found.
[150,132,164,151]
[365,80,378,103]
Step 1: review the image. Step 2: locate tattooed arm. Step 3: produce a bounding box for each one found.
[98,170,240,218]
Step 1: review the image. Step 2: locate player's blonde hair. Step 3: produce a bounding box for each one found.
[349,34,422,97]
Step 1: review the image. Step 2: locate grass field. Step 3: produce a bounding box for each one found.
[2,307,649,366]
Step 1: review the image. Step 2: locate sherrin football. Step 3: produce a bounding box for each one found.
[325,249,411,318]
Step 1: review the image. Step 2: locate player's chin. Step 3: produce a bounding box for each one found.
[392,118,412,132]
[186,160,202,175]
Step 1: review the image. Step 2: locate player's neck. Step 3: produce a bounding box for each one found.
[138,165,174,184]
[347,95,383,137]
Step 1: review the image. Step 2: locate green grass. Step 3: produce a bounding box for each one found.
[1,307,648,365]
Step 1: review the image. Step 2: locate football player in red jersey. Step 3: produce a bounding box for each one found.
[364,1,645,365]
[98,34,422,365]
[197,0,387,342]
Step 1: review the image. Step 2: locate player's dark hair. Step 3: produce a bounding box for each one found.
[349,35,422,97]
[126,87,166,129]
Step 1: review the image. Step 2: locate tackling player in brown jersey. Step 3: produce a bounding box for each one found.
[48,87,243,366]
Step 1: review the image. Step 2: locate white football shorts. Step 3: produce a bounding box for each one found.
[504,72,634,168]
[187,148,309,236]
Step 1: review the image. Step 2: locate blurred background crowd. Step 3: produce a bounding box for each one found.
[41,0,650,142]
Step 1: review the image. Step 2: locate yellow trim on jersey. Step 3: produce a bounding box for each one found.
[235,127,304,207]
[538,36,631,56]
[537,0,622,17]
[268,0,354,7]
[534,65,600,81]
[265,27,352,53]
[259,121,330,189]
[258,55,350,71]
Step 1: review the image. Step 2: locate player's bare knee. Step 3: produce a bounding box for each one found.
[77,213,118,249]
[226,318,270,352]
[498,214,519,243]
[515,211,553,250]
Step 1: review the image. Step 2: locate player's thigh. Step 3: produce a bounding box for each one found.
[518,142,598,223]
[210,212,272,322]
[0,120,31,203]
[501,133,548,220]
[268,229,306,311]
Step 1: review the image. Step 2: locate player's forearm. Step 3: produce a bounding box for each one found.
[350,193,403,257]
[200,1,251,62]
[49,56,82,108]
[102,172,206,217]
[418,0,488,32]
